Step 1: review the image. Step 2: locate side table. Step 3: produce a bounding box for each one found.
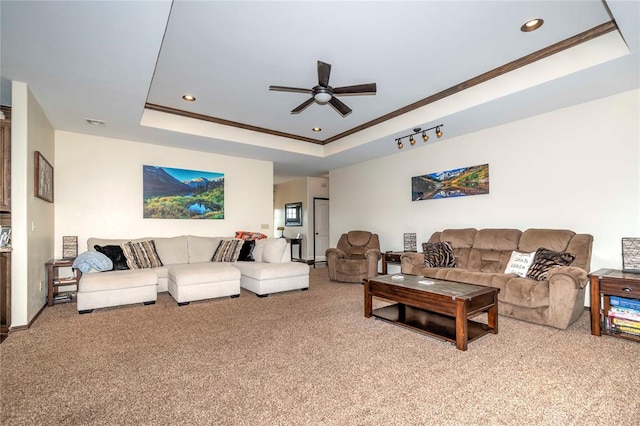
[46,259,81,306]
[285,237,303,262]
[382,251,405,275]
[589,268,640,342]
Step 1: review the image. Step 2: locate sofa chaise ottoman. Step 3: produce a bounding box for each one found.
[168,262,241,305]
[77,269,158,314]
[234,237,310,297]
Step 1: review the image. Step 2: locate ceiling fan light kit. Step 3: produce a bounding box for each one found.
[396,125,444,150]
[269,60,377,117]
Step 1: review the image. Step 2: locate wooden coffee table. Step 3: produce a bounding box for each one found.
[364,274,499,351]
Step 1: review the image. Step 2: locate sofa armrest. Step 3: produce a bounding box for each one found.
[364,248,381,260]
[401,252,425,275]
[546,266,589,329]
[547,266,588,289]
[325,248,346,260]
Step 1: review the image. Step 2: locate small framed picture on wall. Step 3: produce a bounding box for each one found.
[34,151,54,203]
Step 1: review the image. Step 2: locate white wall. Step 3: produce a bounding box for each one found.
[11,81,55,327]
[273,177,306,240]
[274,176,329,261]
[330,89,640,302]
[54,131,274,255]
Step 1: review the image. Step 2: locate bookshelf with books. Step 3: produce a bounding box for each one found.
[589,268,640,342]
[46,259,81,307]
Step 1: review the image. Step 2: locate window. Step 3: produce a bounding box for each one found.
[284,202,302,226]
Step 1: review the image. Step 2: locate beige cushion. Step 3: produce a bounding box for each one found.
[169,263,240,286]
[80,269,157,292]
[262,238,287,263]
[187,235,224,263]
[233,261,309,280]
[153,236,189,265]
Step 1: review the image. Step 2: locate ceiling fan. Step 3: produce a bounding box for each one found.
[269,60,377,117]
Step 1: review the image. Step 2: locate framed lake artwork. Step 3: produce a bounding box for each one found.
[411,163,489,201]
[143,165,224,219]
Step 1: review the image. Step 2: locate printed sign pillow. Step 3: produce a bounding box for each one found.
[503,251,536,277]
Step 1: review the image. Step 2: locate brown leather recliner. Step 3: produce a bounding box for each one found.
[326,230,381,283]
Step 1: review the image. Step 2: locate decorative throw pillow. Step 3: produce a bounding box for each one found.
[504,251,536,278]
[526,248,575,281]
[94,244,129,270]
[237,239,256,262]
[235,231,268,241]
[422,241,456,268]
[212,239,244,262]
[121,240,163,269]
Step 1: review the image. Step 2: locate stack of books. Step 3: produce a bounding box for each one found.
[607,296,640,337]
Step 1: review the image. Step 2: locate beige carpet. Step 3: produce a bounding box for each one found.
[1,267,639,425]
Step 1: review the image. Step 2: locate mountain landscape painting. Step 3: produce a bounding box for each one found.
[143,165,224,219]
[411,164,489,201]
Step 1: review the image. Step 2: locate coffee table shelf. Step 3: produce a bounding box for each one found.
[364,274,499,350]
[372,304,493,344]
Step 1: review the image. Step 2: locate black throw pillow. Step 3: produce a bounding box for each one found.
[94,244,129,270]
[237,240,255,262]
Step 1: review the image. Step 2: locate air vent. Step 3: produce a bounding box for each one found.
[85,118,106,126]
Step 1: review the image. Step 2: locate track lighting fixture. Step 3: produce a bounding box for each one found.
[396,124,444,149]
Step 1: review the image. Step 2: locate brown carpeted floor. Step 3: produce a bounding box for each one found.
[1,267,639,425]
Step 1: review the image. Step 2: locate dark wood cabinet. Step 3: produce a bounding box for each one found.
[0,107,10,341]
[0,107,10,212]
[0,249,10,338]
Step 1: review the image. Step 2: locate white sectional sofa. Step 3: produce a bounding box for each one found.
[77,235,310,313]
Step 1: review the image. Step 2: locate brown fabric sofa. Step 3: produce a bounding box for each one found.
[326,230,381,283]
[401,228,593,329]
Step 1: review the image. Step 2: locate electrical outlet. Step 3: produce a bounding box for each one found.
[261,224,269,229]
[39,281,42,291]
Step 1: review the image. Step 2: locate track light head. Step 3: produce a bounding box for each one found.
[394,124,443,149]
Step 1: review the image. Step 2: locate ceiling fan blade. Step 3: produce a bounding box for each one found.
[328,97,352,117]
[317,61,331,87]
[291,97,315,114]
[333,83,377,95]
[269,85,312,94]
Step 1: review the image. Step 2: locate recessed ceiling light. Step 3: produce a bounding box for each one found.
[521,18,543,32]
[85,118,106,126]
[312,127,322,132]
[182,94,196,102]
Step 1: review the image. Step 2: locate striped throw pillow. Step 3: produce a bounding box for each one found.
[212,239,244,262]
[121,240,163,269]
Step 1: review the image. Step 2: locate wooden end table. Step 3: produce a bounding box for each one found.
[46,259,81,306]
[382,251,409,274]
[589,268,640,342]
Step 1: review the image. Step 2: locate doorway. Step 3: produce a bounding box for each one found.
[313,197,329,266]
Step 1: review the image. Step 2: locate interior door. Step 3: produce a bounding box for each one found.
[314,198,329,263]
